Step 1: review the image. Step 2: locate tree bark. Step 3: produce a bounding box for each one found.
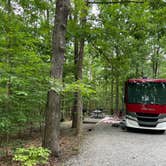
[72,39,79,128]
[71,1,87,136]
[72,38,85,135]
[110,78,114,114]
[152,46,160,78]
[42,0,70,157]
[115,77,119,115]
[72,92,78,128]
[87,1,144,4]
[76,38,84,135]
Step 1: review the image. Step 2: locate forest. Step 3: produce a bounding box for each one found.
[0,0,166,165]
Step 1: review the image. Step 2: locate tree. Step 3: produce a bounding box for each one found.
[70,0,88,136]
[0,0,51,150]
[42,0,70,157]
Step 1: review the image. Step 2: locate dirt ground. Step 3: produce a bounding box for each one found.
[64,123,166,166]
[0,121,96,166]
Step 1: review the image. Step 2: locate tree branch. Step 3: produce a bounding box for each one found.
[88,1,144,4]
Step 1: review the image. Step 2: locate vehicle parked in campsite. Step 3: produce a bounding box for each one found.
[123,78,166,132]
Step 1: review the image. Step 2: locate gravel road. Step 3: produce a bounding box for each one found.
[64,123,166,166]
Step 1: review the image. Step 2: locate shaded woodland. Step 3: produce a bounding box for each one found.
[0,0,166,164]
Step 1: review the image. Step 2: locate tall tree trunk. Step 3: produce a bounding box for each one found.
[115,77,119,115]
[6,0,12,113]
[72,1,87,136]
[42,0,70,157]
[4,0,13,152]
[72,38,85,134]
[152,46,160,78]
[76,38,84,135]
[115,47,120,115]
[152,30,160,78]
[110,77,114,114]
[72,92,77,128]
[72,39,79,128]
[135,64,139,77]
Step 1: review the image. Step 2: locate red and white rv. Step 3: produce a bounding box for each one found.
[124,78,166,131]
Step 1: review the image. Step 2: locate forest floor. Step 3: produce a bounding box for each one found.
[0,119,98,166]
[2,117,166,166]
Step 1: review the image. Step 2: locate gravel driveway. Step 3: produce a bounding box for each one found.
[64,123,166,166]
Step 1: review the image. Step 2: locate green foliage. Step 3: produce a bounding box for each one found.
[0,118,12,133]
[0,0,50,137]
[13,147,50,166]
[49,76,96,97]
[64,81,96,97]
[0,0,166,144]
